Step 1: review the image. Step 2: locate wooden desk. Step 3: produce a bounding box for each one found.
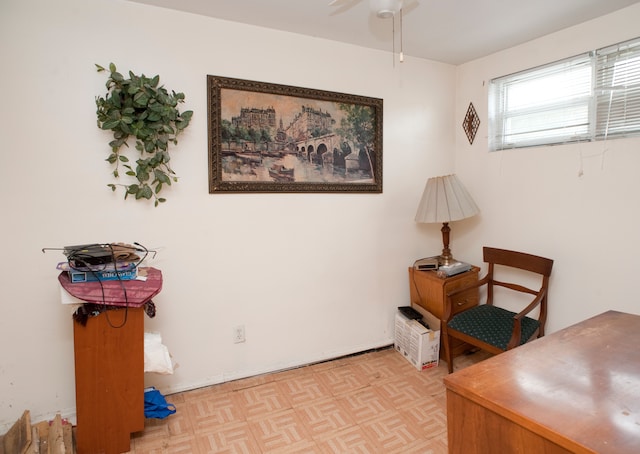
[444,310,640,454]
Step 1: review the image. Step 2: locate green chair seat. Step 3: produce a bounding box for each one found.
[448,304,540,351]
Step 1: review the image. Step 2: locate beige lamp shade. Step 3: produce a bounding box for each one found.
[415,174,479,265]
[415,174,479,223]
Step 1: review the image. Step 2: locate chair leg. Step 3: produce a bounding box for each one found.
[442,328,454,373]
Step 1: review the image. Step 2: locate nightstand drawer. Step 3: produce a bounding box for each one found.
[449,288,478,315]
[444,273,478,315]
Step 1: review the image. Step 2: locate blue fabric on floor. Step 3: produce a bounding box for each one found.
[144,387,176,419]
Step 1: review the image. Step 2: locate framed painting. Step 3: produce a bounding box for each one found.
[207,76,382,193]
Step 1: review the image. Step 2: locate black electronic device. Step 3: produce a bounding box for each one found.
[413,257,439,271]
[397,306,423,320]
[64,244,116,266]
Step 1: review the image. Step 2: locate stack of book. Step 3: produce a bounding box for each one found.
[58,243,141,283]
[57,261,138,283]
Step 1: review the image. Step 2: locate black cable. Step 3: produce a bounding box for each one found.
[104,243,129,329]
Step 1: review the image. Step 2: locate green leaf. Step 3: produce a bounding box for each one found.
[136,168,150,183]
[133,91,149,107]
[154,169,171,184]
[101,119,120,130]
[137,185,153,200]
[96,64,106,72]
[108,138,125,149]
[111,71,124,82]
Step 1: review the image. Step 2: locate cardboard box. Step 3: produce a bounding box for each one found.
[394,312,410,355]
[394,305,441,371]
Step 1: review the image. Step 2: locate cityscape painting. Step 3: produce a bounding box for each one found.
[207,76,382,193]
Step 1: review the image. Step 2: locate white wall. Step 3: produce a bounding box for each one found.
[454,4,640,333]
[0,0,455,429]
[2,0,639,432]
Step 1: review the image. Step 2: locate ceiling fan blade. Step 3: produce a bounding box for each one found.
[329,0,362,6]
[329,0,363,15]
[402,0,419,15]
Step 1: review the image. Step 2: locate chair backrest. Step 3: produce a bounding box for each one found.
[483,247,554,314]
[484,247,554,276]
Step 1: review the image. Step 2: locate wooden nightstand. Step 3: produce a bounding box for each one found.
[408,266,479,359]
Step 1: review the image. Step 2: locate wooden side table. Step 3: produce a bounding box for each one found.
[408,266,479,359]
[59,268,162,454]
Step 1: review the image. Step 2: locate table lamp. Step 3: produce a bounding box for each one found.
[415,174,479,266]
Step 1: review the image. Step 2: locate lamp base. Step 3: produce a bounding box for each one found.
[439,222,455,266]
[438,254,456,267]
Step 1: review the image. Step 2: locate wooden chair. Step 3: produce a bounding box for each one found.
[442,247,554,373]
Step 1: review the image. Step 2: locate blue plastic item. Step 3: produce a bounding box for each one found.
[144,387,176,419]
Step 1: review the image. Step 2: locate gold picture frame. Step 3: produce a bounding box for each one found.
[207,76,383,193]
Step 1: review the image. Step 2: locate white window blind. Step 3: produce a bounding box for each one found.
[595,37,640,139]
[489,54,592,151]
[489,36,640,151]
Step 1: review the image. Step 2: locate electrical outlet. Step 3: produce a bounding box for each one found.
[234,325,246,343]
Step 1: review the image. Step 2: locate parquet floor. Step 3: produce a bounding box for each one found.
[126,347,491,453]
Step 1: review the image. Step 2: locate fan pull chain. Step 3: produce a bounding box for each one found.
[399,8,404,62]
[392,12,396,66]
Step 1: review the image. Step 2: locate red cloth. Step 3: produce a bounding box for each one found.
[59,267,162,308]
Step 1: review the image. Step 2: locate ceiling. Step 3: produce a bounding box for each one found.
[127,0,640,65]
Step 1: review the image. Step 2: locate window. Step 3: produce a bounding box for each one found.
[489,37,640,151]
[595,39,640,139]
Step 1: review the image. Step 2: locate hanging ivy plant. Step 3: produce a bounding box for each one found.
[95,63,193,206]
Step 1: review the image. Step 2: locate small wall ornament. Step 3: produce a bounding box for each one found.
[462,102,480,145]
[95,63,193,206]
